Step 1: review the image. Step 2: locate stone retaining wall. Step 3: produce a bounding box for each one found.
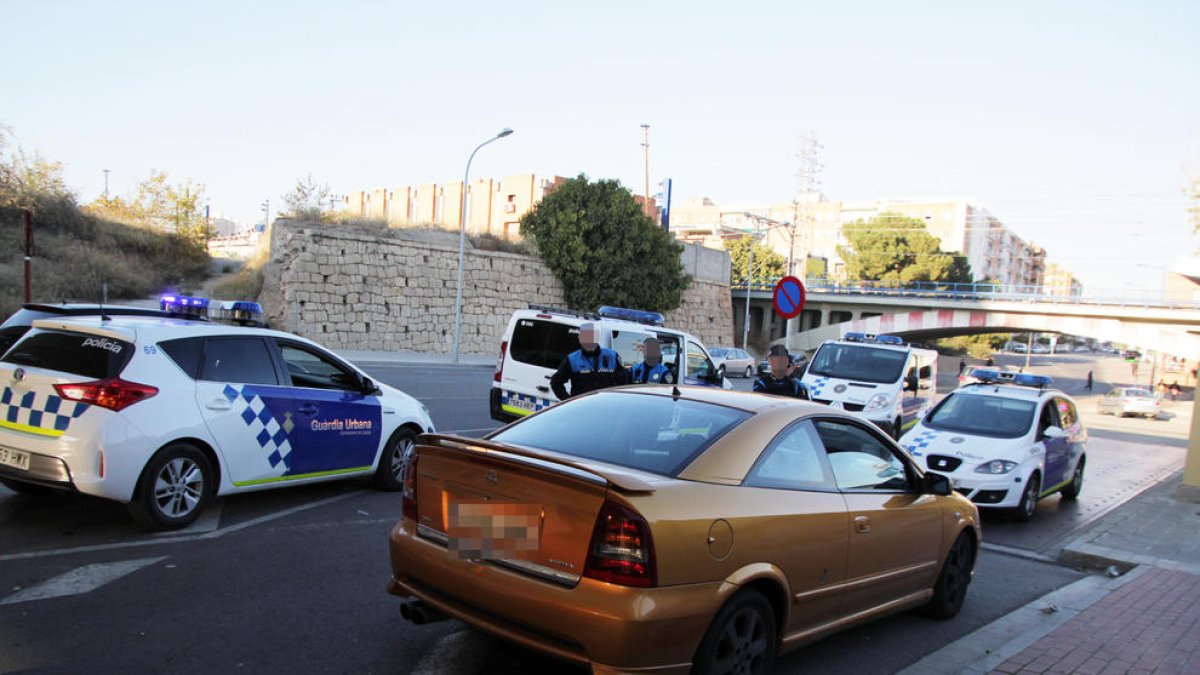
[260,220,733,354]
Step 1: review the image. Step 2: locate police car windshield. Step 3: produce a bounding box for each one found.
[924,391,1036,439]
[807,344,907,384]
[488,391,750,477]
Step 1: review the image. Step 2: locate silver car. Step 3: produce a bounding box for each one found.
[708,346,756,378]
[1097,387,1160,418]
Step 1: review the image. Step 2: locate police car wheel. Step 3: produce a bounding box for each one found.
[374,428,417,492]
[128,443,214,531]
[1013,472,1040,523]
[923,532,974,619]
[0,477,54,495]
[1060,458,1085,501]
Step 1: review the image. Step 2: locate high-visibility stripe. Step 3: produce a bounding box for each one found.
[0,420,64,438]
[501,405,533,417]
[233,466,371,487]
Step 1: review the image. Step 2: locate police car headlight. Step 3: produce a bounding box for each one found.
[864,393,892,412]
[975,460,1018,475]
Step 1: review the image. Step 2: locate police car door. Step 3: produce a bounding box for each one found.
[1036,400,1069,491]
[610,328,655,381]
[194,336,300,486]
[268,340,383,479]
[682,340,719,387]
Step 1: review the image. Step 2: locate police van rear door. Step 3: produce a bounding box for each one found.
[499,317,579,417]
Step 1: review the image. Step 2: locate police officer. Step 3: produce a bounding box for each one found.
[753,345,810,399]
[550,322,627,400]
[630,337,674,384]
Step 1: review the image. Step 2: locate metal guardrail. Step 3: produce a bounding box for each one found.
[730,278,1200,310]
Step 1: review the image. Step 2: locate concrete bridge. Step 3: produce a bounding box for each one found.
[732,280,1200,358]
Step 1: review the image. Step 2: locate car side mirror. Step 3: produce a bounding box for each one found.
[924,472,952,496]
[1042,426,1066,439]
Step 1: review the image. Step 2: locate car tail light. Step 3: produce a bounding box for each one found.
[494,340,507,383]
[583,501,656,588]
[400,448,419,522]
[55,378,159,412]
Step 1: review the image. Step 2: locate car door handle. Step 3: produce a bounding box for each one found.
[854,515,871,533]
[297,404,319,417]
[206,399,232,411]
[536,386,550,393]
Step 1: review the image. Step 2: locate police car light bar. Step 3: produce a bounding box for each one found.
[843,332,905,345]
[970,369,1054,389]
[160,294,210,318]
[596,306,666,326]
[215,300,266,327]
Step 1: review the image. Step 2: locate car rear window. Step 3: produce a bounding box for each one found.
[508,318,579,370]
[924,392,1035,439]
[488,391,751,476]
[1124,389,1152,399]
[1,330,134,379]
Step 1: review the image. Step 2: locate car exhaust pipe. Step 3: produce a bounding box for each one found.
[400,598,449,625]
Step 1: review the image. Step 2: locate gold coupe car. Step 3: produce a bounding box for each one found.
[387,386,980,675]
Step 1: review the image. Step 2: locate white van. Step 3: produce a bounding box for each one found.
[800,332,939,439]
[490,305,727,423]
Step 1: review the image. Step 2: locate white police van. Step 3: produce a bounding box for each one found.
[0,296,434,530]
[800,332,938,439]
[490,305,728,422]
[899,369,1087,522]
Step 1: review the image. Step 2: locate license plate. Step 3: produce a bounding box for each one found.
[447,501,541,560]
[507,395,537,412]
[0,447,31,471]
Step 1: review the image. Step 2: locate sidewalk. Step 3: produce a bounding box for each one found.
[904,471,1200,675]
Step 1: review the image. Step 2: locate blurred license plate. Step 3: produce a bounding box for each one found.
[0,447,31,471]
[508,395,536,412]
[447,501,541,560]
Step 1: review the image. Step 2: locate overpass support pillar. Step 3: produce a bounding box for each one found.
[1181,394,1200,502]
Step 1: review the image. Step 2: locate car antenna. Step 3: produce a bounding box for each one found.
[671,385,682,400]
[99,282,111,321]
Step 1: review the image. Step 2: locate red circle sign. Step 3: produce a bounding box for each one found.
[772,276,806,320]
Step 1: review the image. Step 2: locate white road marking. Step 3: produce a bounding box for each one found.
[0,492,358,562]
[0,556,166,605]
[410,629,494,675]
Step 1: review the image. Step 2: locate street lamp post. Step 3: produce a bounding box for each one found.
[453,128,514,362]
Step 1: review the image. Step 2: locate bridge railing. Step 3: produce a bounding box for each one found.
[730,278,1200,309]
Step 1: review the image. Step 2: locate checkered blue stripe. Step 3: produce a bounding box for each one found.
[223,384,293,472]
[903,429,940,456]
[500,390,552,415]
[0,386,90,434]
[808,376,831,398]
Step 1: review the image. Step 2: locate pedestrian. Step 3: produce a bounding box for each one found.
[1085,370,1093,392]
[986,357,995,367]
[958,358,967,375]
[629,337,673,385]
[753,345,810,399]
[1169,381,1181,401]
[550,322,627,401]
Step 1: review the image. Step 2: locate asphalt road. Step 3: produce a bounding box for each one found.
[0,354,1188,674]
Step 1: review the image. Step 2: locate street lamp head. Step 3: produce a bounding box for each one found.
[497,128,514,138]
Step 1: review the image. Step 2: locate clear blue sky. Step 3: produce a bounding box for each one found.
[4,0,1197,294]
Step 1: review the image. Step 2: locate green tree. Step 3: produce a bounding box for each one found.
[281,174,333,221]
[725,237,786,286]
[84,170,211,248]
[837,213,973,284]
[519,175,690,312]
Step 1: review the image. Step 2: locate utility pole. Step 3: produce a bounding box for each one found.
[641,124,651,218]
[787,133,822,351]
[262,199,270,229]
[23,209,33,303]
[102,169,111,200]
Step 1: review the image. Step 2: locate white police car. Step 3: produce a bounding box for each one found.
[0,298,434,530]
[899,370,1086,522]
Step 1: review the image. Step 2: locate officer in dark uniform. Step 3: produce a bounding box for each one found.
[550,322,627,400]
[753,344,810,399]
[630,337,674,385]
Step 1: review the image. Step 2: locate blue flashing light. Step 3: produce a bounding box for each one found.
[596,306,665,326]
[215,300,266,327]
[160,294,210,318]
[970,369,1054,389]
[843,332,905,345]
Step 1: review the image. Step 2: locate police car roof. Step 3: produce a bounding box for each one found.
[29,315,298,343]
[954,382,1062,401]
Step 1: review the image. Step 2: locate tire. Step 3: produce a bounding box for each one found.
[692,589,777,675]
[1060,457,1085,501]
[374,427,417,491]
[128,443,215,531]
[923,532,975,619]
[743,366,753,379]
[0,477,54,495]
[1012,472,1041,523]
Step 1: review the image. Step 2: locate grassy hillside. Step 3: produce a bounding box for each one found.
[0,201,210,317]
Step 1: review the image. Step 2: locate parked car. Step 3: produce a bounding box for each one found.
[1097,387,1160,418]
[708,346,756,378]
[388,386,980,674]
